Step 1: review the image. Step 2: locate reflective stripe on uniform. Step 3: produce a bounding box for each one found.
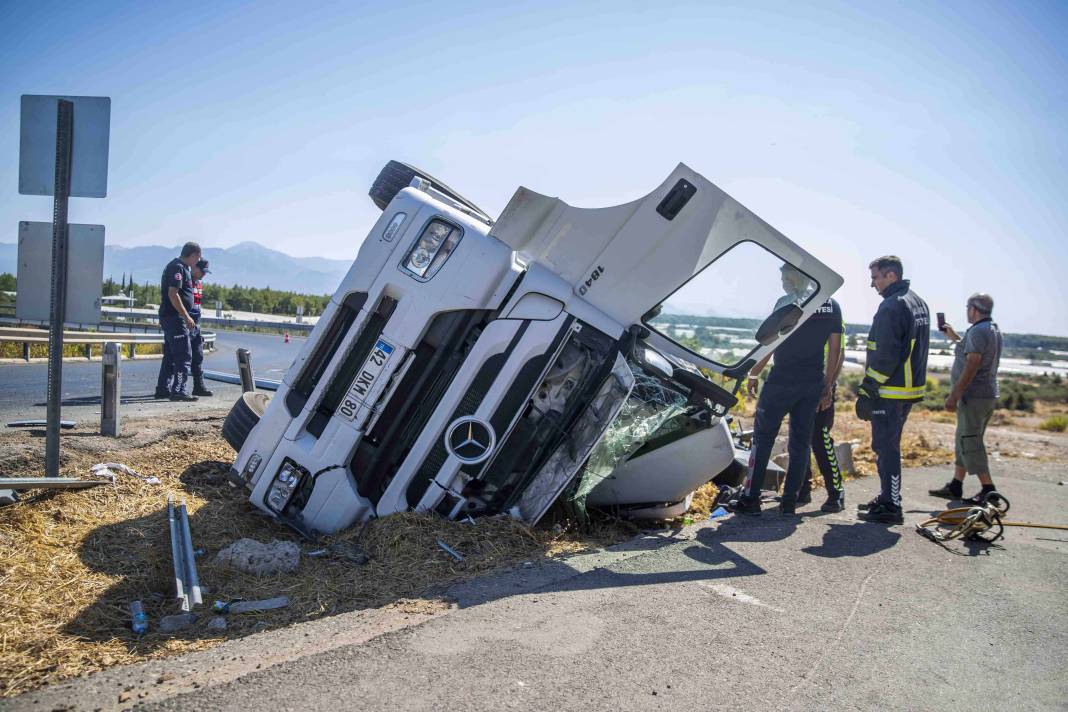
[866,367,891,383]
[904,338,916,389]
[878,385,925,399]
[866,340,877,350]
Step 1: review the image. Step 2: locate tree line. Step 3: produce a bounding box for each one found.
[0,273,330,317]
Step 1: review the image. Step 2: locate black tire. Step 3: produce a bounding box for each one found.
[368,160,489,220]
[222,391,272,452]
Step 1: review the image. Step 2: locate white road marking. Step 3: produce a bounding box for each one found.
[696,582,784,613]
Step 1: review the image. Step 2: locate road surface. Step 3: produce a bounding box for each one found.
[0,330,303,423]
[7,460,1065,711]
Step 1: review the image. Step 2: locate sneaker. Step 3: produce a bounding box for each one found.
[192,384,214,397]
[928,482,963,500]
[153,389,170,399]
[857,496,880,512]
[779,500,797,515]
[730,496,762,516]
[169,392,199,402]
[820,496,845,513]
[859,502,904,524]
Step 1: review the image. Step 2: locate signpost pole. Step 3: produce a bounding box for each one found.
[44,100,74,478]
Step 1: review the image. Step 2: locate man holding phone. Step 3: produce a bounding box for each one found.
[929,293,1003,502]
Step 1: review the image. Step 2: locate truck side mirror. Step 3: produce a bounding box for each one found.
[754,303,803,346]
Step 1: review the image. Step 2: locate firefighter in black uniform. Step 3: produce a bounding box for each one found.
[155,242,202,402]
[732,266,843,515]
[190,259,213,397]
[856,255,930,524]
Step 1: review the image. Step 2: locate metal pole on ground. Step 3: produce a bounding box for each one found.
[45,99,73,478]
[237,348,255,393]
[101,342,120,436]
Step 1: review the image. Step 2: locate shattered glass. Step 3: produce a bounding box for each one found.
[514,352,636,523]
[567,360,690,522]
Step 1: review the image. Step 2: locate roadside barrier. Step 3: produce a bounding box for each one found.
[0,326,216,360]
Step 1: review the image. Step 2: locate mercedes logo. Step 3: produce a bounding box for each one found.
[444,416,496,466]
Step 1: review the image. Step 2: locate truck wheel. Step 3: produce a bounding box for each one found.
[222,391,271,452]
[368,160,490,220]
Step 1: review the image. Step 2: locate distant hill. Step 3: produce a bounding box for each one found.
[0,241,351,295]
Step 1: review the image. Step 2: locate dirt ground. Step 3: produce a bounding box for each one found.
[0,413,638,697]
[2,400,1065,696]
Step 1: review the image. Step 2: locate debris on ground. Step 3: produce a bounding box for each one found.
[214,538,301,576]
[436,539,464,562]
[158,613,198,634]
[207,616,227,631]
[90,462,161,485]
[212,596,289,614]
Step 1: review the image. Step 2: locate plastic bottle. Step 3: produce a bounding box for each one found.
[129,600,148,635]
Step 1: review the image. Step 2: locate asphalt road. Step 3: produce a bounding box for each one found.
[9,460,1066,711]
[0,329,303,423]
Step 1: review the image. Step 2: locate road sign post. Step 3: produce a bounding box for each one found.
[44,100,73,477]
[19,94,110,476]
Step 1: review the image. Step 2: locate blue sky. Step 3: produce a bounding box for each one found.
[2,0,1066,334]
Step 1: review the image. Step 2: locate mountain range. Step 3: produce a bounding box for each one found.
[0,241,352,294]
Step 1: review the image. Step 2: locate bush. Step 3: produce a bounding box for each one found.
[998,381,1037,412]
[1038,415,1068,432]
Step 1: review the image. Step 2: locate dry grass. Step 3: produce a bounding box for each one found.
[0,424,627,697]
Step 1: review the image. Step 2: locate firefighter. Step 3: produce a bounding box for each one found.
[732,266,842,516]
[155,242,201,402]
[855,255,930,524]
[189,259,213,397]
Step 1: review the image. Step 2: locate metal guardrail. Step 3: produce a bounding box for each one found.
[0,325,216,360]
[100,309,316,333]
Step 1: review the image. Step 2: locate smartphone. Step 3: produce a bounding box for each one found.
[936,312,946,330]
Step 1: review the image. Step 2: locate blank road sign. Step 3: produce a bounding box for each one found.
[19,95,111,198]
[15,221,105,326]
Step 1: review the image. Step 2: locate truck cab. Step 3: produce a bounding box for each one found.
[224,162,843,535]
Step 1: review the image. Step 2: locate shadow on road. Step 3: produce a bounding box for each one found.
[34,393,170,407]
[801,521,900,558]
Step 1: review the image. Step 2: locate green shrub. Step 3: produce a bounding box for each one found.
[1038,415,1068,432]
[998,381,1037,412]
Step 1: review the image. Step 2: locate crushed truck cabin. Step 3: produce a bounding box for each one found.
[220,161,843,536]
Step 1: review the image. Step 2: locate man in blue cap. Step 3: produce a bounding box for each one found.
[154,242,201,401]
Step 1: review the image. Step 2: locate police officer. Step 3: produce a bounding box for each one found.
[190,259,214,397]
[856,255,930,524]
[156,242,202,402]
[733,266,843,516]
[797,310,848,512]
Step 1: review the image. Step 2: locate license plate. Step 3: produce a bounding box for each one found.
[338,339,395,422]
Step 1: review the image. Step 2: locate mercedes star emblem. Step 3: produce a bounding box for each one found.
[444,416,496,466]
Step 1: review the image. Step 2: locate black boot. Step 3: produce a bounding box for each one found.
[192,379,214,397]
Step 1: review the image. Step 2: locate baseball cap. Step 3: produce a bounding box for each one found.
[196,259,210,274]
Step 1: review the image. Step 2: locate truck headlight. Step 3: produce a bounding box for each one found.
[402,219,463,280]
[265,461,306,514]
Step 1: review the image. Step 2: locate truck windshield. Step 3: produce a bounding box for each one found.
[643,240,818,367]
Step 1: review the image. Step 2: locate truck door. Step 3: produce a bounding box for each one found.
[489,163,844,382]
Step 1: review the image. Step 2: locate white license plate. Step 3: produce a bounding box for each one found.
[338,339,395,422]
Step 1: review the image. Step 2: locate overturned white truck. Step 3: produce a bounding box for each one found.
[222,162,843,536]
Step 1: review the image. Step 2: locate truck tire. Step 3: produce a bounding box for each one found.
[368,160,489,220]
[222,391,271,452]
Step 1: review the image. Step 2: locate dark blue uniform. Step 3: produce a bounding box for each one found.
[156,258,194,396]
[860,279,929,509]
[744,299,844,507]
